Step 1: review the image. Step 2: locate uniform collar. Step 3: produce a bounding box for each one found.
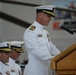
[32,21,44,30]
[9,57,15,63]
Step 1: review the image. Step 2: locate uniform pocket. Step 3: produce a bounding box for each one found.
[37,37,46,46]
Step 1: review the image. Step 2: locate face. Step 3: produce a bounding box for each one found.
[10,50,21,60]
[0,52,10,63]
[39,12,51,26]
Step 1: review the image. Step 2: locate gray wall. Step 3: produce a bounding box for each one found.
[0,0,76,63]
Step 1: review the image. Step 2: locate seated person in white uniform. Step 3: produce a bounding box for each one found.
[8,41,24,75]
[0,42,11,75]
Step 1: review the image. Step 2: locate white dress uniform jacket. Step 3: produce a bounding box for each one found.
[0,61,11,75]
[23,21,60,75]
[8,58,22,75]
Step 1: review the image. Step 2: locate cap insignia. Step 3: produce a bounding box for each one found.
[7,44,11,48]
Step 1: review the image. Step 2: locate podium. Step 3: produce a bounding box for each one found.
[51,43,76,75]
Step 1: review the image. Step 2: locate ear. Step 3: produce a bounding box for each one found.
[39,12,43,18]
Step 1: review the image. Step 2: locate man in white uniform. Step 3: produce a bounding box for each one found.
[8,41,24,75]
[0,42,11,75]
[23,5,60,75]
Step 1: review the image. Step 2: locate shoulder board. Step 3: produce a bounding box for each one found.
[29,26,36,31]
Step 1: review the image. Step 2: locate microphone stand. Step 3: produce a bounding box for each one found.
[61,25,75,34]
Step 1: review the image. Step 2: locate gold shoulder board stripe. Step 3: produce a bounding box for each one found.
[29,26,36,30]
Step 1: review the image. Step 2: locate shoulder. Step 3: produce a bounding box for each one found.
[24,25,36,33]
[24,25,36,35]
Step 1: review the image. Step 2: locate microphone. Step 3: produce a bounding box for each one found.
[58,24,74,34]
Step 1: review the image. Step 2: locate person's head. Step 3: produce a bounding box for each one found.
[0,42,11,64]
[9,41,24,61]
[69,2,75,8]
[35,5,55,26]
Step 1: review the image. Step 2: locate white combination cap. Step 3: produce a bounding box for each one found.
[0,41,11,52]
[10,41,24,46]
[10,41,24,53]
[35,5,55,17]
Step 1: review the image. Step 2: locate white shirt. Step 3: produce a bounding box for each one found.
[0,61,11,75]
[23,21,60,75]
[8,58,22,75]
